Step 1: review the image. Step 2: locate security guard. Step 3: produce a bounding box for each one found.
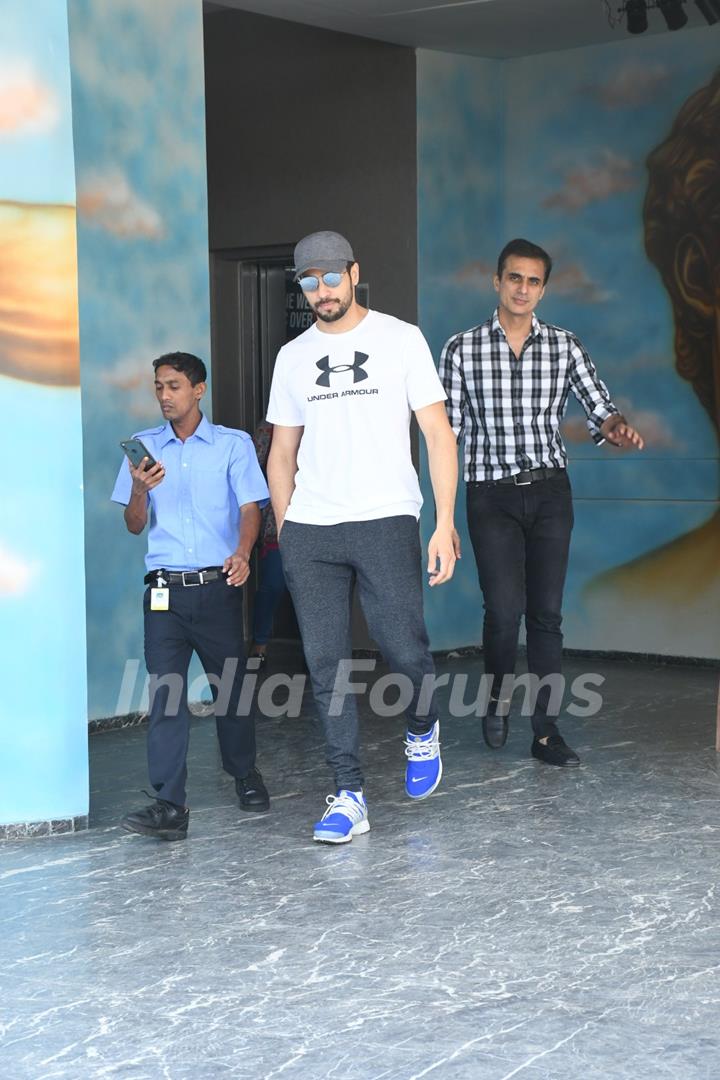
[112,352,270,840]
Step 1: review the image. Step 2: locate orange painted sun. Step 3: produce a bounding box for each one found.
[0,200,79,386]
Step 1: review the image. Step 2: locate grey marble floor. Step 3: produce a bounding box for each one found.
[1,656,719,1080]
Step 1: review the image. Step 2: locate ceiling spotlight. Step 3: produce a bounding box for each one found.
[626,0,649,32]
[658,0,689,26]
[696,0,720,23]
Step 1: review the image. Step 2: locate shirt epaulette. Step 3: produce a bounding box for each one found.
[132,424,166,438]
[214,425,252,441]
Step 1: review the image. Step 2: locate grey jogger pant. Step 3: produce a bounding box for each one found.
[279,515,438,790]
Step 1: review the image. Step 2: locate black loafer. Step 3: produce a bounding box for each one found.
[121,797,189,841]
[235,768,270,812]
[482,712,508,749]
[531,734,580,768]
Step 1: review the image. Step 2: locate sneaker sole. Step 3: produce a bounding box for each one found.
[406,759,443,801]
[238,801,270,813]
[313,819,370,844]
[120,821,188,841]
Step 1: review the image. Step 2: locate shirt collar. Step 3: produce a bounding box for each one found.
[193,414,214,443]
[490,309,546,343]
[156,413,214,447]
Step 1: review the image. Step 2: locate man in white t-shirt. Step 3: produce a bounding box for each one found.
[267,230,459,844]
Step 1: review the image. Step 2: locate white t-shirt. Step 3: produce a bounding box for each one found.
[266,309,446,525]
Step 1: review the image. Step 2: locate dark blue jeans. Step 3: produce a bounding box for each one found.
[143,577,255,807]
[279,516,437,790]
[466,471,574,738]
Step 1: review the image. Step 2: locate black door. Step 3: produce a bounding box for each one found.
[210,244,302,645]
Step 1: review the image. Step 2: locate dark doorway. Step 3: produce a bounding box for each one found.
[210,243,301,647]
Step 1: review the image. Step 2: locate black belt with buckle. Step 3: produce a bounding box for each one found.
[473,467,564,487]
[144,566,225,587]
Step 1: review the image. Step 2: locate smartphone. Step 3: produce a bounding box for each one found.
[120,438,157,471]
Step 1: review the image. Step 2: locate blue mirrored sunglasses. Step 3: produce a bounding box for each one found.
[297,270,344,292]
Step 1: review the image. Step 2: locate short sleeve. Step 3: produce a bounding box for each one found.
[266,349,304,427]
[228,434,270,508]
[111,456,133,506]
[404,325,446,412]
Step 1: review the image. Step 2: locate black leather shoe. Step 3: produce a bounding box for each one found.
[482,712,508,749]
[531,734,580,768]
[121,797,189,840]
[235,768,270,812]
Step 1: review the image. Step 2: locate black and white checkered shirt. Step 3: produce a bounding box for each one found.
[438,310,618,482]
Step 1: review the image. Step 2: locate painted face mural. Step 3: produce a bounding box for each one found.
[643,69,720,441]
[581,68,720,658]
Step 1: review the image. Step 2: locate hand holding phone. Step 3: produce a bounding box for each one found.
[120,438,157,471]
[121,438,165,493]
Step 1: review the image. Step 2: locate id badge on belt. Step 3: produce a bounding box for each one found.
[150,574,169,611]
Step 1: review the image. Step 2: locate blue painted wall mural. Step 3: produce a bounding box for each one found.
[0,0,88,824]
[67,0,212,718]
[418,28,720,661]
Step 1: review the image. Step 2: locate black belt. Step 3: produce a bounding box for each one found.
[144,566,225,587]
[474,467,564,487]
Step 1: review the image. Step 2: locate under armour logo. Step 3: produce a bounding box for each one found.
[316,352,369,388]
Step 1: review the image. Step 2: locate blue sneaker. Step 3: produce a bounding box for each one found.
[405,721,442,799]
[313,790,370,844]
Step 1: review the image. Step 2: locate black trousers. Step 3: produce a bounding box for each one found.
[466,471,574,738]
[143,577,254,807]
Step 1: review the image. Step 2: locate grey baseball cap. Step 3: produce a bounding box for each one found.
[293,231,355,278]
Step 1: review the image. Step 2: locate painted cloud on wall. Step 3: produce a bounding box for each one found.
[542,149,637,212]
[0,63,58,134]
[587,62,670,109]
[101,347,177,419]
[77,170,164,239]
[0,542,37,595]
[550,263,613,304]
[562,402,682,450]
[451,259,495,286]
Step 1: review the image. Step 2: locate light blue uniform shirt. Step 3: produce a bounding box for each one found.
[111,415,269,572]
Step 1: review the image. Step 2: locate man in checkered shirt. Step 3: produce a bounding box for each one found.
[439,238,643,767]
